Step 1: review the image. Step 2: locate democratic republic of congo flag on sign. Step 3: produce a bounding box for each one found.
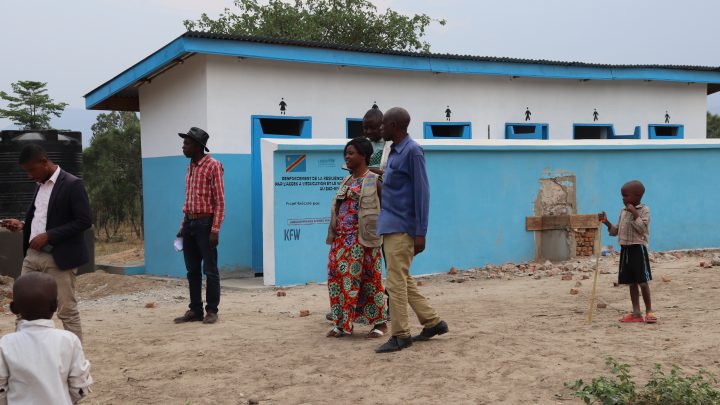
[285,154,307,173]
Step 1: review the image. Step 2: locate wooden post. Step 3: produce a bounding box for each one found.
[588,221,602,323]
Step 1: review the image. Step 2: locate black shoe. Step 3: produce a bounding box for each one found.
[174,310,203,324]
[412,320,449,342]
[375,336,413,353]
[203,312,218,324]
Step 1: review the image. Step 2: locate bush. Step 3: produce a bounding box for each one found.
[566,357,720,405]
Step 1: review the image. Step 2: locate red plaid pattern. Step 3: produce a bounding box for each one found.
[183,154,225,233]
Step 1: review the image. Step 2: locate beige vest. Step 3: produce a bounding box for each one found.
[326,173,382,248]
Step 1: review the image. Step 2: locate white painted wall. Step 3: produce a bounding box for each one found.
[139,55,208,158]
[140,54,708,156]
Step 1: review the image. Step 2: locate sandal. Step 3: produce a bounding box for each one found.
[366,323,388,339]
[644,312,658,324]
[619,313,645,323]
[326,327,351,338]
[326,327,342,337]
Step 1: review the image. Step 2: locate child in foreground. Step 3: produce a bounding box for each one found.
[0,272,93,404]
[600,180,656,324]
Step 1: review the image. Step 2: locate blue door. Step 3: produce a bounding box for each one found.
[251,116,312,274]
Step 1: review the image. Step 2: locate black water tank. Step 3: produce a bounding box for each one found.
[0,130,94,276]
[0,130,82,218]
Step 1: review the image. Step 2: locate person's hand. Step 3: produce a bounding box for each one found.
[598,212,607,224]
[210,231,219,248]
[1,219,23,232]
[414,236,426,256]
[625,204,639,218]
[29,233,49,250]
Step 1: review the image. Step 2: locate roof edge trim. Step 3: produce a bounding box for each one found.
[84,35,189,109]
[85,32,720,111]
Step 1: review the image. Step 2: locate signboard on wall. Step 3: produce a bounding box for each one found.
[272,150,346,285]
[267,140,720,286]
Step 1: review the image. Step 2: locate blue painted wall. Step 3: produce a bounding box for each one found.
[251,116,312,274]
[142,153,252,277]
[269,142,720,285]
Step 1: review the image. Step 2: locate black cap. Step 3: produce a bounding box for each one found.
[178,127,210,152]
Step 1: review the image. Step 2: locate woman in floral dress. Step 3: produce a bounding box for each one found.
[326,138,388,338]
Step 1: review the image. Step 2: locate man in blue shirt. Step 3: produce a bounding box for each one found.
[375,107,449,353]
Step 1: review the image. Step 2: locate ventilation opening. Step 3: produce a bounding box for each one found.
[504,123,549,140]
[347,120,363,138]
[430,125,465,137]
[511,125,536,134]
[259,118,304,136]
[654,126,678,137]
[574,126,610,139]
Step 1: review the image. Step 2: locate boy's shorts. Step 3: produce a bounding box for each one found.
[618,244,652,284]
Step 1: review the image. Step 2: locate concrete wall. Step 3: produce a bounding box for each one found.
[138,55,253,278]
[262,139,720,286]
[205,55,706,143]
[139,55,208,158]
[134,54,710,278]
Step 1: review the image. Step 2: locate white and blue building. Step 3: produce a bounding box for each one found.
[86,32,720,285]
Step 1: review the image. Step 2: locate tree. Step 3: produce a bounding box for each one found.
[83,112,143,241]
[184,0,446,53]
[708,112,720,138]
[0,80,68,129]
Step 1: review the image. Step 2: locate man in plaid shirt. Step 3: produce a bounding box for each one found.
[174,127,225,325]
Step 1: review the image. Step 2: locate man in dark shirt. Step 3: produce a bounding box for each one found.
[375,107,449,353]
[1,144,91,341]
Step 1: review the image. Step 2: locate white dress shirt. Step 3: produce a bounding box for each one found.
[0,319,93,405]
[29,166,61,243]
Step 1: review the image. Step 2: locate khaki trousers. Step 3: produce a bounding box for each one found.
[21,249,83,341]
[384,233,440,339]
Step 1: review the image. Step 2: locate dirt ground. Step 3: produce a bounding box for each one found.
[95,246,144,267]
[93,221,144,259]
[1,253,719,405]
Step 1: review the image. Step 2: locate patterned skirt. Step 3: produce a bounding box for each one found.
[327,232,387,332]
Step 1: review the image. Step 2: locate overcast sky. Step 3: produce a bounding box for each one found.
[1,0,719,142]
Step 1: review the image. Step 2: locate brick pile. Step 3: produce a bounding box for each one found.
[574,228,597,256]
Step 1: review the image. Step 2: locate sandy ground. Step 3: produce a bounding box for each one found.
[1,254,720,405]
[95,246,144,266]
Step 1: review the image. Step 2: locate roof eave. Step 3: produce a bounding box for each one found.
[85,32,720,111]
[84,34,190,111]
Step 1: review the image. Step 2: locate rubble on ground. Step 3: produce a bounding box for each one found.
[440,249,715,285]
[0,276,13,313]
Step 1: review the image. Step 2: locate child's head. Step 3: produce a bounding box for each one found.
[621,180,645,206]
[10,273,58,321]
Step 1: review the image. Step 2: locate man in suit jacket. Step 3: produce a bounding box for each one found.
[1,144,91,341]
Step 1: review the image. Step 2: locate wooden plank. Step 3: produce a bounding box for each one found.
[570,214,600,229]
[526,214,600,231]
[525,216,544,231]
[526,215,569,231]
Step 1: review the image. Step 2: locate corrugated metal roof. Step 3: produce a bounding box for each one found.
[182,31,720,72]
[85,31,720,111]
